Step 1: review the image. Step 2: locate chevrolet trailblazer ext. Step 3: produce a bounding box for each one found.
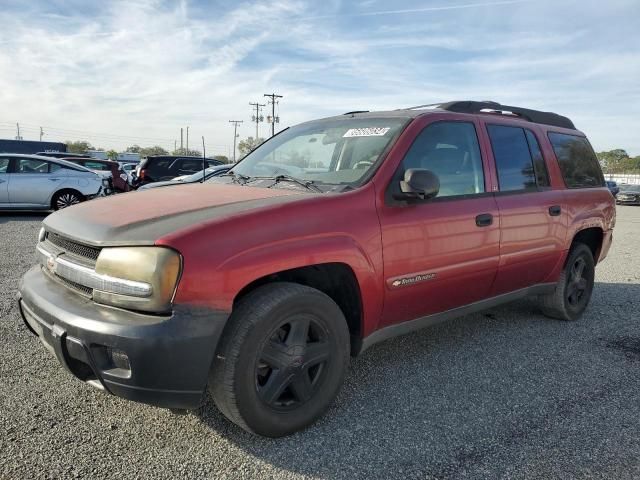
[19,101,614,437]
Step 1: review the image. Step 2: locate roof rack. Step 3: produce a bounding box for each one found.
[407,101,576,130]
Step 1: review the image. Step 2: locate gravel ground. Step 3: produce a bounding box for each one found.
[1,207,640,480]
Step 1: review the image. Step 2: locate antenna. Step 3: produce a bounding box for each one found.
[202,136,206,183]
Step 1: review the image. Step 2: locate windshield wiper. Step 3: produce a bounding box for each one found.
[223,171,251,185]
[267,175,323,193]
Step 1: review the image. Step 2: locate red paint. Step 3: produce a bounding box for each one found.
[155,111,614,339]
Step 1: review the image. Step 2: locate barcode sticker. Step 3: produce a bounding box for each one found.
[343,127,391,137]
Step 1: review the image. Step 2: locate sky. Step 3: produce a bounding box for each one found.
[0,0,639,157]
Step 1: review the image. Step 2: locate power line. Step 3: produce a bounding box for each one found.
[0,121,174,143]
[263,93,283,137]
[229,120,243,162]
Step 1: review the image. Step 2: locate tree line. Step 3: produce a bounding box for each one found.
[65,140,229,163]
[597,149,640,174]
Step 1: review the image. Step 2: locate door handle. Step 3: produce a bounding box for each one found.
[49,178,60,181]
[475,213,493,227]
[0,179,5,184]
[548,205,561,216]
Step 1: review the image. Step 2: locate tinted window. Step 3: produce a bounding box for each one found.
[146,159,173,177]
[525,130,549,187]
[16,159,49,173]
[487,125,537,191]
[0,157,10,173]
[399,121,484,197]
[548,132,604,188]
[49,162,62,173]
[179,159,204,171]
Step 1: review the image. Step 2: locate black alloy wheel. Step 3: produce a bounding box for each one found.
[566,256,589,307]
[540,243,595,321]
[255,315,331,410]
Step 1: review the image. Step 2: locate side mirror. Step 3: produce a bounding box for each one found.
[395,168,440,201]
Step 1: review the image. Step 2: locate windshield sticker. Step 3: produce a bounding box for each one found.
[343,127,391,138]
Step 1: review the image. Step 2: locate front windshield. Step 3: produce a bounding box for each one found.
[622,184,640,192]
[229,117,408,189]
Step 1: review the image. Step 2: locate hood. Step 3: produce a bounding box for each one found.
[44,183,310,246]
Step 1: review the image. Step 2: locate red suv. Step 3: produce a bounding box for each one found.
[18,101,614,437]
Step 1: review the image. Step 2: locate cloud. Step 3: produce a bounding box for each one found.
[0,0,639,155]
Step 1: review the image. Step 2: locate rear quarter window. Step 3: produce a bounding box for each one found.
[548,132,605,188]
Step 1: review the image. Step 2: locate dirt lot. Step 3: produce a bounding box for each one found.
[1,206,639,479]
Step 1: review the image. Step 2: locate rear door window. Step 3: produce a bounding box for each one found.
[147,159,173,177]
[487,125,551,191]
[547,132,605,188]
[0,157,10,173]
[16,158,49,173]
[178,159,204,172]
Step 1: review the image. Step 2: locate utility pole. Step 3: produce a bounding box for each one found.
[186,126,189,154]
[249,102,265,140]
[15,123,22,140]
[174,140,177,153]
[180,128,184,153]
[229,120,243,162]
[39,127,44,142]
[263,93,283,137]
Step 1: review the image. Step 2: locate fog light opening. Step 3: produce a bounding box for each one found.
[107,347,131,372]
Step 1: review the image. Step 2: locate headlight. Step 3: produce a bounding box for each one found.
[92,247,182,313]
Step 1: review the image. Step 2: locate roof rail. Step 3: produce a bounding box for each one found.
[343,110,369,115]
[408,101,576,130]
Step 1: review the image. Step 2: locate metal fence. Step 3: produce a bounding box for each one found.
[605,173,640,185]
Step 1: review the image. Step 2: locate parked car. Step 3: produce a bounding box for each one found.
[36,152,92,159]
[137,164,231,190]
[0,154,107,210]
[615,184,640,205]
[62,157,130,192]
[18,101,614,437]
[606,180,620,197]
[134,156,223,187]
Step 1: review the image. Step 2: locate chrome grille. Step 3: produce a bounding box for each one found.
[45,232,101,262]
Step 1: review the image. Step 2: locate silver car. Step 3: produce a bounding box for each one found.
[0,154,107,210]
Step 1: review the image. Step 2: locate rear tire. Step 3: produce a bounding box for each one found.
[209,282,350,437]
[539,243,595,321]
[52,190,85,210]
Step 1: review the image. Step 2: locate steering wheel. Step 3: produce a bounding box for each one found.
[353,160,374,169]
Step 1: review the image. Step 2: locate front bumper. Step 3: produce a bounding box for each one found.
[18,265,229,409]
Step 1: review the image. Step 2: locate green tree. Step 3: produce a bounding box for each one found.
[597,149,631,174]
[106,149,118,160]
[213,155,229,163]
[66,140,93,154]
[126,145,169,157]
[238,137,264,157]
[171,148,202,156]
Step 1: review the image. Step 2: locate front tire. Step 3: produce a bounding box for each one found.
[540,243,595,321]
[210,282,350,437]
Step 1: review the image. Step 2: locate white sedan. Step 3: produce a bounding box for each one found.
[0,154,108,210]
